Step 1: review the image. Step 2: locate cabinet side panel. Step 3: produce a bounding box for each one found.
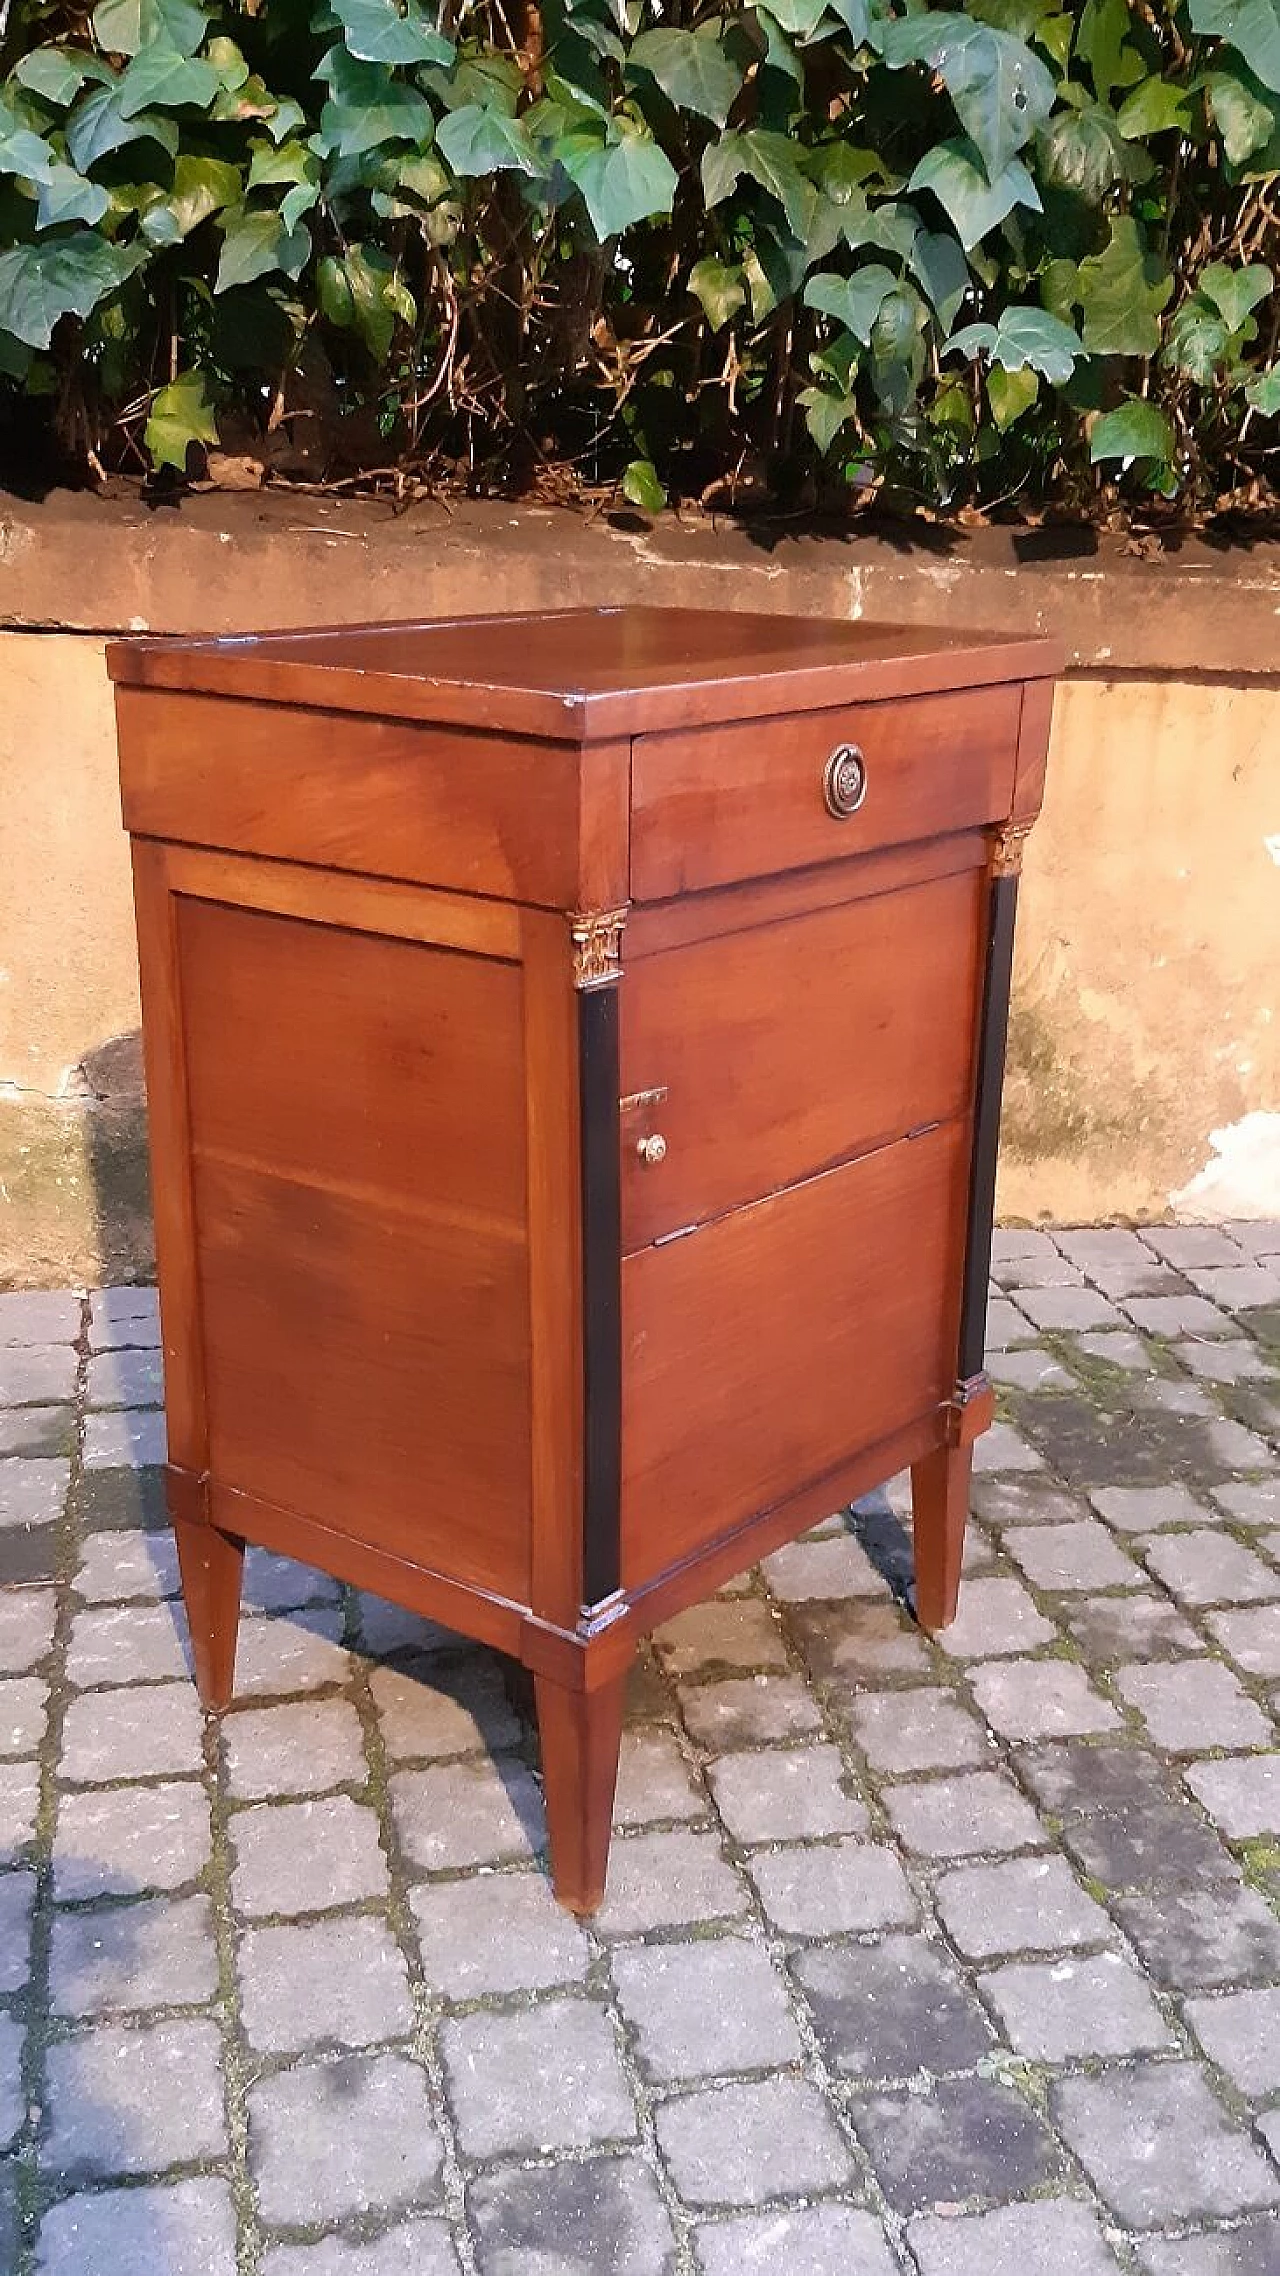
[621,1120,968,1589]
[176,896,533,1602]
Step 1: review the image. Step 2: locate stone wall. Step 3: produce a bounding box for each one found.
[1,492,1277,1283]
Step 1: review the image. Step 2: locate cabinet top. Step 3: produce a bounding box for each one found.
[108,604,1061,741]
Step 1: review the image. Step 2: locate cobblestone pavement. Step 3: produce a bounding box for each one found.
[1,1225,1280,2274]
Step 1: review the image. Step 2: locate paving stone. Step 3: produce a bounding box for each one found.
[707,1744,867,1843]
[249,2052,443,2227]
[613,1934,801,2081]
[231,1794,388,1917]
[932,1576,1058,1660]
[0,1291,82,1345]
[242,1549,342,1613]
[0,1405,74,1460]
[0,1673,48,1756]
[985,1296,1035,1350]
[238,1913,414,2053]
[972,1477,1085,1529]
[411,1869,590,1996]
[369,1654,520,1760]
[654,2075,852,2207]
[1176,1338,1272,1383]
[1078,1328,1166,1366]
[61,1683,203,1782]
[353,1594,458,1658]
[45,2016,227,2177]
[0,1344,79,1407]
[469,2158,675,2276]
[849,2073,1061,2215]
[1185,1754,1280,1838]
[1144,1531,1280,1608]
[746,1838,916,1938]
[972,1423,1045,1474]
[979,1949,1172,2058]
[1185,1264,1280,1310]
[653,1600,790,1679]
[793,1932,994,2078]
[224,1698,367,1801]
[391,1758,541,1873]
[694,2205,896,2276]
[76,1526,180,1601]
[0,2009,22,2147]
[49,1892,216,2017]
[1185,1986,1280,2095]
[677,1674,822,1750]
[85,1346,164,1410]
[970,1659,1119,1743]
[0,1586,56,1672]
[934,1855,1112,1959]
[54,1780,210,1900]
[1115,1877,1280,1992]
[784,1597,931,1686]
[1065,1593,1205,1666]
[1145,1229,1246,1270]
[987,1347,1074,1392]
[443,1999,635,2158]
[881,1769,1047,1858]
[1003,1520,1140,1592]
[1017,1739,1227,1880]
[66,1600,190,1688]
[0,1868,33,1992]
[0,1456,70,1533]
[1125,1297,1236,1338]
[761,1534,891,1603]
[614,1729,705,1826]
[596,1830,749,1936]
[991,1229,1061,1268]
[1015,1287,1127,1333]
[263,2221,460,2276]
[848,1686,988,1773]
[1137,2220,1280,2276]
[0,1759,40,1861]
[1052,2062,1280,2227]
[992,1247,1082,1289]
[75,1462,166,1536]
[1136,1375,1220,1422]
[1214,1482,1280,1529]
[907,2197,1126,2276]
[232,1609,352,1699]
[1206,1604,1280,1677]
[1116,1659,1272,1751]
[35,2179,237,2276]
[83,1409,168,1469]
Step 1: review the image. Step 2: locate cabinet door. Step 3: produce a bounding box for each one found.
[620,1119,968,1589]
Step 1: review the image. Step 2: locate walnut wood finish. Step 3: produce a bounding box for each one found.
[110,605,1059,1916]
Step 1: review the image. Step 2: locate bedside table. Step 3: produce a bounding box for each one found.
[109,606,1059,1913]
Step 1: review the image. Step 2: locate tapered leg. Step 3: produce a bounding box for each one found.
[535,1665,629,1917]
[910,1443,972,1632]
[174,1518,244,1709]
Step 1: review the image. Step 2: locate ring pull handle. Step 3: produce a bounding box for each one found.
[823,743,867,820]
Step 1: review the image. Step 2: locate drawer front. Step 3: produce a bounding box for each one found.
[620,863,985,1251]
[631,684,1021,900]
[620,1118,968,1589]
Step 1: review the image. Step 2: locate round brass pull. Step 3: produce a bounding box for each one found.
[636,1133,668,1167]
[823,743,868,819]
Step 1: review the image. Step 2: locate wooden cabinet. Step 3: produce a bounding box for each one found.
[109,606,1059,1915]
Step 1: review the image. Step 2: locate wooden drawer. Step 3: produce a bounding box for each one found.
[620,1118,968,1589]
[630,683,1021,900]
[620,861,985,1251]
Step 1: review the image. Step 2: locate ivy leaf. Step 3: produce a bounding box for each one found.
[215,206,311,292]
[1076,215,1172,355]
[988,363,1038,426]
[908,228,970,330]
[1189,0,1280,95]
[1163,295,1232,383]
[1089,397,1175,464]
[702,128,820,241]
[570,128,678,238]
[621,458,666,512]
[1208,72,1277,165]
[315,47,435,153]
[1199,261,1273,335]
[1076,0,1144,102]
[805,262,898,344]
[688,254,747,328]
[0,232,142,349]
[908,139,1040,249]
[436,102,538,176]
[35,162,111,227]
[66,85,180,169]
[827,0,870,40]
[877,16,1054,177]
[799,383,857,452]
[12,48,114,107]
[1116,78,1191,140]
[170,153,242,232]
[317,244,409,355]
[1036,103,1126,201]
[0,103,58,184]
[764,0,830,37]
[331,0,453,68]
[949,303,1082,382]
[144,369,219,470]
[115,45,220,119]
[92,0,208,57]
[1246,364,1280,412]
[870,281,926,410]
[627,29,744,127]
